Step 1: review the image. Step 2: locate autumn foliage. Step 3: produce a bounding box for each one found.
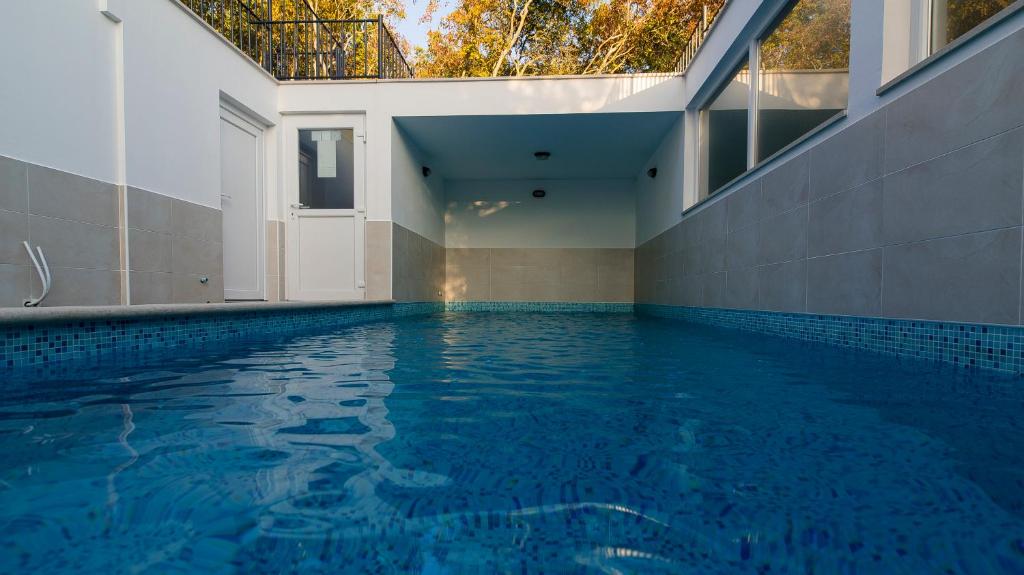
[414,0,725,77]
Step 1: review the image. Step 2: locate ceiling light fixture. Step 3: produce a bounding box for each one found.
[533,151,551,161]
[422,166,431,177]
[647,167,658,178]
[532,189,546,198]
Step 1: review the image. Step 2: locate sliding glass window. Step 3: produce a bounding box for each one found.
[757,0,850,161]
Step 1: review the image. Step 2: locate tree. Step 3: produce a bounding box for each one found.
[759,0,850,71]
[414,0,725,77]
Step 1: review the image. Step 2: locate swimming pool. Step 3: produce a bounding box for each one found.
[1,311,1023,573]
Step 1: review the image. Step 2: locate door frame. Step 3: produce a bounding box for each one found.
[219,102,266,301]
[282,114,366,301]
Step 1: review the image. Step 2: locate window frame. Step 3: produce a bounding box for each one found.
[698,0,851,200]
[879,0,1023,95]
[697,57,752,199]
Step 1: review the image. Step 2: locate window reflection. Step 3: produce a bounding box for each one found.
[298,128,355,209]
[757,0,850,161]
[702,61,750,196]
[931,0,1015,52]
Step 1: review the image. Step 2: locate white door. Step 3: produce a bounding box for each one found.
[284,115,365,301]
[220,105,265,300]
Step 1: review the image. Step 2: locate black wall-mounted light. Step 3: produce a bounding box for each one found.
[532,189,546,198]
[647,167,658,178]
[422,166,432,177]
[533,151,551,161]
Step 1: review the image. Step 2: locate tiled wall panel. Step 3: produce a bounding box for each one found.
[365,220,392,301]
[393,223,444,302]
[0,156,122,306]
[637,28,1024,328]
[445,248,634,303]
[265,220,285,302]
[127,187,224,305]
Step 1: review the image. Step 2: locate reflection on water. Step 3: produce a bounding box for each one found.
[1,313,1024,573]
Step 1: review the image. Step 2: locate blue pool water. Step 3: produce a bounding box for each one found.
[2,312,1024,574]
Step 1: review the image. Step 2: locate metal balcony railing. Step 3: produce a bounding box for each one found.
[675,2,725,74]
[181,0,414,80]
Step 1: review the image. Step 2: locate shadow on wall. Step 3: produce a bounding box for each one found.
[496,73,682,114]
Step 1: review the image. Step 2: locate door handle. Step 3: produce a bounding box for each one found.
[290,203,309,209]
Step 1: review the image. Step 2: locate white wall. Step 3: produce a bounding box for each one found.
[444,179,635,249]
[0,1,119,183]
[0,0,281,213]
[635,115,685,244]
[391,124,445,244]
[123,0,280,210]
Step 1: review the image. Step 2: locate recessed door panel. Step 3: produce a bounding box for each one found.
[220,106,264,300]
[284,115,365,301]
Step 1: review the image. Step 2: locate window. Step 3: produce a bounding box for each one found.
[700,61,750,197]
[700,0,850,197]
[757,0,849,161]
[883,0,1016,83]
[298,128,355,209]
[931,0,1016,52]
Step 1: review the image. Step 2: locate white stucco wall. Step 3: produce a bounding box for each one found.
[391,124,446,245]
[444,179,635,249]
[0,1,120,183]
[123,0,280,210]
[634,115,686,244]
[278,74,685,228]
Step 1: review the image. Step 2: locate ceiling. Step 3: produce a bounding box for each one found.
[394,112,680,180]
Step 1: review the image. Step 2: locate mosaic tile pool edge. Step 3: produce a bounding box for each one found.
[0,302,445,372]
[444,301,635,313]
[636,304,1024,375]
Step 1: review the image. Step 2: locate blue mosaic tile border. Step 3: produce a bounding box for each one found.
[444,301,635,313]
[636,304,1024,375]
[0,302,444,374]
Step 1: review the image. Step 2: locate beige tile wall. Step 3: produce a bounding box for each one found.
[393,223,444,302]
[127,187,224,305]
[366,221,393,301]
[265,220,285,302]
[0,156,123,306]
[446,248,634,303]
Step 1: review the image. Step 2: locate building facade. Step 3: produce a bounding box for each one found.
[1,0,1022,328]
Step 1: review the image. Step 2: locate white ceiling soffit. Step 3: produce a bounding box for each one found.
[394,112,681,180]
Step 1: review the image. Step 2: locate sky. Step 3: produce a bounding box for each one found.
[393,0,453,52]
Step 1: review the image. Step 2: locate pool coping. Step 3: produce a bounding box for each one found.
[0,300,396,327]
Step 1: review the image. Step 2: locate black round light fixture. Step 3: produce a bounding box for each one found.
[532,189,546,198]
[533,151,551,161]
[421,166,432,177]
[647,167,658,178]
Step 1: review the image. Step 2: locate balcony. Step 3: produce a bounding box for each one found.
[182,0,413,80]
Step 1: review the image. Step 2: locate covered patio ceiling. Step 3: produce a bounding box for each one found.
[394,112,681,180]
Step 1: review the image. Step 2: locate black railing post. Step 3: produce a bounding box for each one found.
[266,0,275,74]
[180,2,410,81]
[377,16,384,78]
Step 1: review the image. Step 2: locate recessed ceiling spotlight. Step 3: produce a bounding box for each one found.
[647,167,658,178]
[533,151,551,161]
[532,189,546,198]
